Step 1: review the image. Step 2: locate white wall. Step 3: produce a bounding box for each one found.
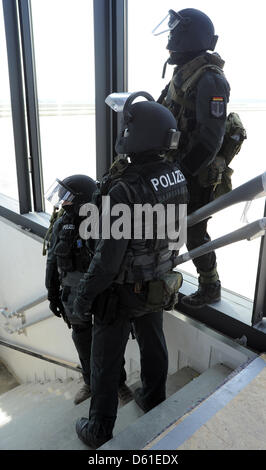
[0,216,254,385]
[0,217,83,382]
[0,216,139,383]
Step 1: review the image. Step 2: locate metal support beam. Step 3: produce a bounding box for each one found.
[252,201,266,325]
[178,296,266,354]
[18,0,44,212]
[93,0,128,180]
[2,0,31,214]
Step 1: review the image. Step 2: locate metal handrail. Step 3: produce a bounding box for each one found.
[0,339,82,373]
[9,294,48,317]
[5,312,54,335]
[0,295,53,335]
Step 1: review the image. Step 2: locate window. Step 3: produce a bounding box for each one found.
[0,7,18,201]
[128,0,266,301]
[31,0,96,213]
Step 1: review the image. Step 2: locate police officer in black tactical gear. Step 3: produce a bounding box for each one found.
[45,174,97,404]
[154,8,231,308]
[45,175,130,405]
[73,92,188,449]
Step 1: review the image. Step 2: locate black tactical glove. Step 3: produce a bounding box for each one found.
[48,296,71,329]
[49,298,65,318]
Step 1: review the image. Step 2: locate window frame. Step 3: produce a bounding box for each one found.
[0,0,265,342]
[2,0,32,214]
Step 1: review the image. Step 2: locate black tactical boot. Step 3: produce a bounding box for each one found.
[74,383,91,405]
[76,417,112,449]
[133,387,164,413]
[181,280,221,309]
[118,383,133,405]
[133,388,149,413]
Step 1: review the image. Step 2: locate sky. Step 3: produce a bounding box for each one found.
[1,0,266,103]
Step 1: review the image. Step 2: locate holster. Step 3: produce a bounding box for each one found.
[91,286,119,324]
[146,271,183,312]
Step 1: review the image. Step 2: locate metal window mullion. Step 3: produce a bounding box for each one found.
[2,0,31,214]
[112,0,128,152]
[93,0,112,180]
[252,201,266,325]
[18,0,44,212]
[115,0,128,93]
[93,0,128,180]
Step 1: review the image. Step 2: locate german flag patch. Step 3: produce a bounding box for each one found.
[210,96,225,118]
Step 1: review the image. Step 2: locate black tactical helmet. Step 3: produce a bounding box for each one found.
[60,174,97,205]
[165,8,218,53]
[45,174,97,208]
[114,91,180,155]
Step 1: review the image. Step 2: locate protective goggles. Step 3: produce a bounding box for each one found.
[152,9,183,36]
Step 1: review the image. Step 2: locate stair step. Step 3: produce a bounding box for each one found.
[166,367,199,396]
[100,364,232,450]
[111,367,199,438]
[0,367,198,450]
[0,365,228,450]
[0,378,84,418]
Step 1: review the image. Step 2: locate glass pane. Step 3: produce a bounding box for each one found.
[31,0,96,213]
[0,7,18,200]
[128,0,266,301]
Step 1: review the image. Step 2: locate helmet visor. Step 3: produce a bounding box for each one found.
[45,179,76,207]
[105,92,132,112]
[152,10,182,36]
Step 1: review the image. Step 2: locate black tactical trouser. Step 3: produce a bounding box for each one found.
[61,279,127,387]
[61,279,93,385]
[72,324,92,386]
[186,177,218,282]
[87,309,168,439]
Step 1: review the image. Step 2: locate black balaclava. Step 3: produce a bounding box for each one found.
[162,49,206,78]
[168,49,205,66]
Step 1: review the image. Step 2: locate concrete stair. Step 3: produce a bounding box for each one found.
[101,364,232,450]
[0,364,232,450]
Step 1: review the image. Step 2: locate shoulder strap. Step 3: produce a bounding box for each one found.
[169,64,224,116]
[181,64,224,94]
[42,206,64,255]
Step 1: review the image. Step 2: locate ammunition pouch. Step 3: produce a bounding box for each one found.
[214,165,234,199]
[198,156,233,197]
[55,226,91,273]
[54,225,76,272]
[198,112,247,198]
[55,240,74,272]
[146,270,183,311]
[218,112,247,166]
[197,155,235,199]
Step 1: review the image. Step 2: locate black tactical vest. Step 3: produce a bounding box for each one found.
[105,157,188,283]
[163,52,226,159]
[53,213,92,275]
